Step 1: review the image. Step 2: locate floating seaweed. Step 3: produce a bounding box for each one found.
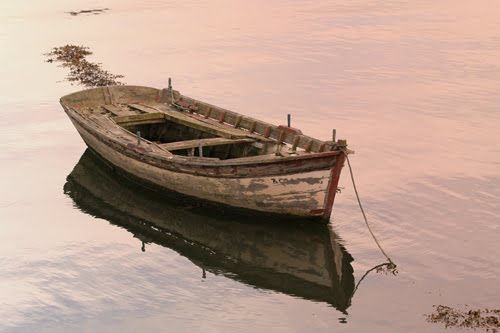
[350,261,398,297]
[375,262,398,275]
[427,305,499,332]
[45,44,124,88]
[66,8,110,16]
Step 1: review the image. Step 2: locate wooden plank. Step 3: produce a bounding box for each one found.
[204,107,212,118]
[116,119,165,127]
[305,139,313,152]
[113,112,166,127]
[291,135,301,151]
[264,126,271,138]
[218,112,226,123]
[164,113,242,139]
[278,130,286,143]
[225,154,281,163]
[102,104,133,117]
[322,153,346,220]
[128,103,159,114]
[249,121,257,133]
[103,86,112,105]
[115,107,241,139]
[234,115,242,128]
[156,89,164,102]
[137,103,252,139]
[158,137,255,151]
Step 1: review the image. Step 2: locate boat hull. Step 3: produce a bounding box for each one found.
[71,118,341,220]
[61,85,349,221]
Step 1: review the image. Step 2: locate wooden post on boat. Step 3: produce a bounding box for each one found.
[337,139,347,149]
[322,138,348,220]
[168,78,172,90]
[198,143,203,157]
[287,114,291,127]
[332,129,337,142]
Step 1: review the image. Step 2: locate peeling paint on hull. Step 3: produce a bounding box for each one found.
[72,120,331,218]
[61,85,349,221]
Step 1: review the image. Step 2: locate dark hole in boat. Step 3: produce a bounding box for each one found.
[124,121,217,144]
[121,120,264,160]
[175,142,262,159]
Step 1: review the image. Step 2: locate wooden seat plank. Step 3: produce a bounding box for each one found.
[128,103,158,114]
[158,137,255,151]
[130,103,252,139]
[102,104,133,117]
[112,112,166,127]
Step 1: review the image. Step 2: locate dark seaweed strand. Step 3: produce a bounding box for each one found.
[66,8,110,16]
[45,44,124,87]
[427,305,499,332]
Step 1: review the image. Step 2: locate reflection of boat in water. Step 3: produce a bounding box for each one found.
[64,150,355,312]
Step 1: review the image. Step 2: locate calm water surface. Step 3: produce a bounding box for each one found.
[1,1,499,332]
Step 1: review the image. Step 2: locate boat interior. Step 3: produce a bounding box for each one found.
[61,85,343,161]
[124,120,263,159]
[110,103,290,160]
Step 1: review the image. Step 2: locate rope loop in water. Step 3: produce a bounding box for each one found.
[341,149,397,268]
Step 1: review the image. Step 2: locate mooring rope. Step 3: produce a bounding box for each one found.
[343,151,396,267]
[352,262,396,295]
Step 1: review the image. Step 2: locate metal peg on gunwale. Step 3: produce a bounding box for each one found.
[287,114,291,127]
[332,129,336,142]
[168,78,172,89]
[137,131,141,145]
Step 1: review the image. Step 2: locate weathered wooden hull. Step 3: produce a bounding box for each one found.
[64,150,355,311]
[61,85,349,221]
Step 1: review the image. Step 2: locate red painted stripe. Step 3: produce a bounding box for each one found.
[322,153,346,221]
[309,208,325,216]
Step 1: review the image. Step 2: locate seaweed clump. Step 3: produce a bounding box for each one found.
[427,305,499,332]
[375,262,398,275]
[45,44,124,87]
[66,8,110,16]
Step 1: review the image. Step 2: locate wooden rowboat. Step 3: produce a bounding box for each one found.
[64,149,355,311]
[60,84,351,221]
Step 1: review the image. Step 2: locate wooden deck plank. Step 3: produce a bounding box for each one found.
[128,103,158,114]
[102,104,133,117]
[227,154,282,163]
[158,138,255,151]
[140,102,271,141]
[132,103,254,139]
[114,108,247,139]
[112,112,166,127]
